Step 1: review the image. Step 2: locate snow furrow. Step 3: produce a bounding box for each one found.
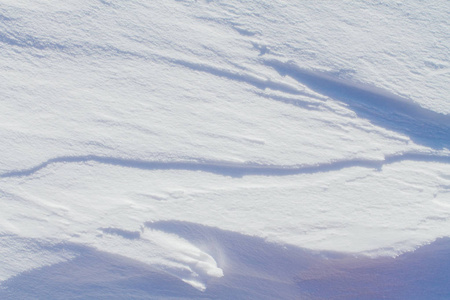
[265,59,450,149]
[169,58,313,97]
[1,1,449,297]
[1,153,449,179]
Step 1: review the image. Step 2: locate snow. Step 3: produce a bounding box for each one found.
[1,0,449,298]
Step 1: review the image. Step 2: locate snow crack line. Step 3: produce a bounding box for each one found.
[1,154,449,179]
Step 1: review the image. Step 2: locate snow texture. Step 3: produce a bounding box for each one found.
[1,0,449,298]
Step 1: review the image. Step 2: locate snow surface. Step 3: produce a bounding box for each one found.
[1,0,449,298]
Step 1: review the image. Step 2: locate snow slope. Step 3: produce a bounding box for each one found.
[1,0,449,298]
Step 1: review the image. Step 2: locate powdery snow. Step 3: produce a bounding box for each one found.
[0,0,449,298]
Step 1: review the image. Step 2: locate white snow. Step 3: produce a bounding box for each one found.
[1,0,449,297]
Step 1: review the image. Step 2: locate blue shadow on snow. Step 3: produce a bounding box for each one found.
[266,60,450,150]
[2,221,450,299]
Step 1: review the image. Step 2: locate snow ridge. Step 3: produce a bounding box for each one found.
[266,60,450,149]
[1,1,449,297]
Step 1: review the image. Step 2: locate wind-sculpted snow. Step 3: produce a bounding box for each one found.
[2,223,450,299]
[1,153,450,179]
[170,58,311,97]
[266,59,450,149]
[1,0,449,298]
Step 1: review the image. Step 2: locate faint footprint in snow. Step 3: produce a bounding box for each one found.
[424,59,450,77]
[433,189,450,209]
[232,25,258,37]
[252,42,269,56]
